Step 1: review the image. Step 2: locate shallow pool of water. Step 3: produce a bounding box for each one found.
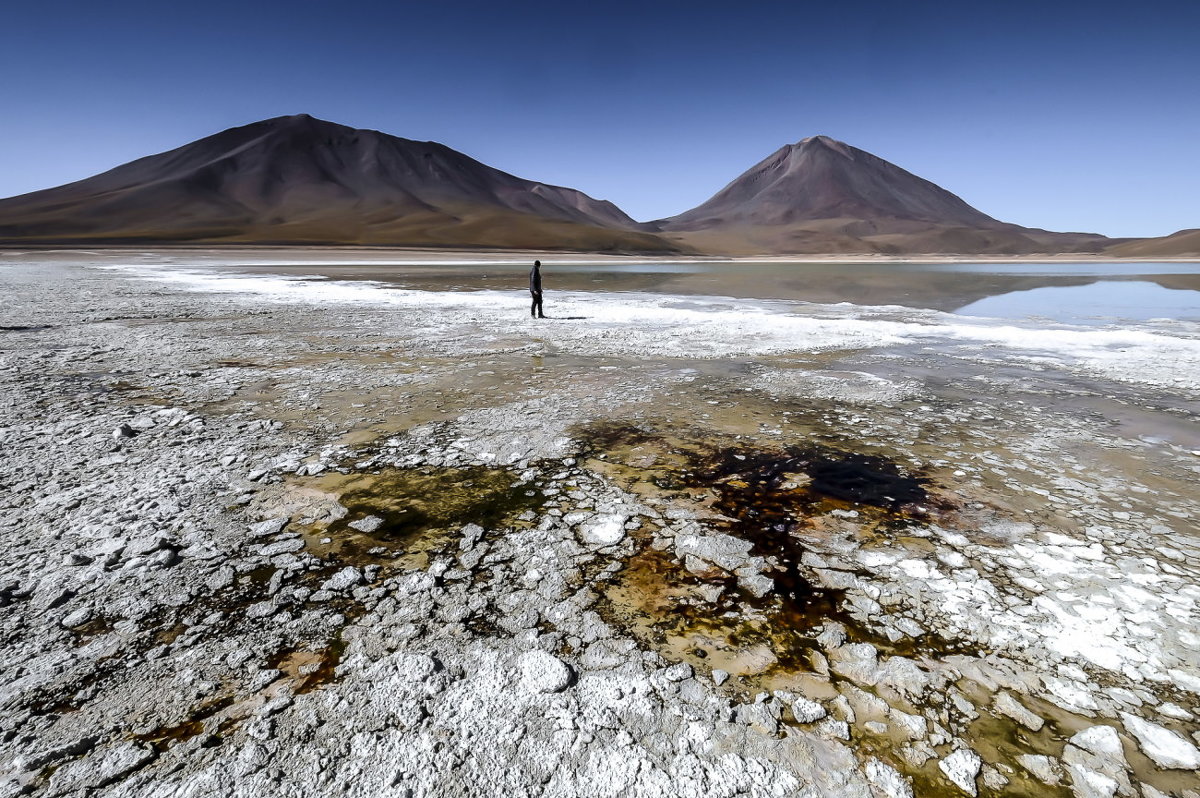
[955,280,1200,324]
[221,259,1200,314]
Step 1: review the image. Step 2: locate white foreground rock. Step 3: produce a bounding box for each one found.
[939,748,982,796]
[791,697,827,723]
[579,513,626,546]
[993,690,1045,731]
[518,650,572,693]
[1120,712,1200,770]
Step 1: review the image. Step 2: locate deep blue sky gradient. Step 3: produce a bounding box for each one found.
[1,0,1197,236]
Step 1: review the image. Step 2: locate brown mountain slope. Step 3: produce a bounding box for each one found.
[0,114,679,252]
[654,136,1112,255]
[1105,229,1200,258]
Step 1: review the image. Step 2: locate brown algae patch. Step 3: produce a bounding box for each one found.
[269,643,346,694]
[582,422,977,689]
[133,719,206,750]
[599,545,846,695]
[68,615,116,642]
[131,695,235,752]
[132,644,349,753]
[579,420,950,527]
[184,464,546,708]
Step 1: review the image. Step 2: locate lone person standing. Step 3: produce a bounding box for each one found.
[529,260,546,319]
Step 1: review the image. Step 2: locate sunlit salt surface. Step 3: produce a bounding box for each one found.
[95,263,1200,396]
[956,280,1200,324]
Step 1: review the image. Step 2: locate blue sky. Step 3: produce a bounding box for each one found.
[1,0,1197,237]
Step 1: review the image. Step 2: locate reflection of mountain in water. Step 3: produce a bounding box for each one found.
[955,280,1200,324]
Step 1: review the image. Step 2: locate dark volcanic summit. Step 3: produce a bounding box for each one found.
[0,114,674,251]
[656,136,1112,255]
[663,135,1000,230]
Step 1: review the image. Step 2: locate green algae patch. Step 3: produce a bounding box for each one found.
[331,466,541,539]
[301,465,544,568]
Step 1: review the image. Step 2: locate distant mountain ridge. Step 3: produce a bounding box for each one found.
[653,135,1117,255]
[0,117,1159,255]
[0,114,676,252]
[1105,228,1200,258]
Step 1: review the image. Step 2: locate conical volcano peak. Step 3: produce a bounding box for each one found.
[270,113,317,125]
[194,113,357,154]
[794,135,855,159]
[256,113,357,138]
[656,136,1112,254]
[796,134,839,147]
[660,136,998,230]
[265,113,346,128]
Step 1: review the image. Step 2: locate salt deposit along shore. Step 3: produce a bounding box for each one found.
[1,251,1198,797]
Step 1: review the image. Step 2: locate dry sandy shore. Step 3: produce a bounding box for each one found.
[1,250,1198,797]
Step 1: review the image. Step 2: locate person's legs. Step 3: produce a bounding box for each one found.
[535,294,545,318]
[532,292,544,318]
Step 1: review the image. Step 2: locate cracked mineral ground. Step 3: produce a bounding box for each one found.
[2,250,1199,798]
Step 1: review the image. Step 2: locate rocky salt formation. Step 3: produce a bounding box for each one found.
[0,252,1197,797]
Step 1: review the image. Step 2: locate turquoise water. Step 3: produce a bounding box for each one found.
[955,280,1200,324]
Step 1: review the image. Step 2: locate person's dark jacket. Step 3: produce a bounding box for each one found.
[529,267,542,293]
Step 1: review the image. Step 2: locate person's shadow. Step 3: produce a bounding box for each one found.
[536,315,588,320]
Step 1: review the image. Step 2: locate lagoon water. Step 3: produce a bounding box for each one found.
[956,279,1200,324]
[231,257,1200,318]
[98,254,1200,451]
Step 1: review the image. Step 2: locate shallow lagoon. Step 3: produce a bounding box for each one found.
[225,257,1200,316]
[956,279,1200,324]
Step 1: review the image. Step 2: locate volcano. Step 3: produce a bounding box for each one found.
[654,136,1112,255]
[0,114,676,252]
